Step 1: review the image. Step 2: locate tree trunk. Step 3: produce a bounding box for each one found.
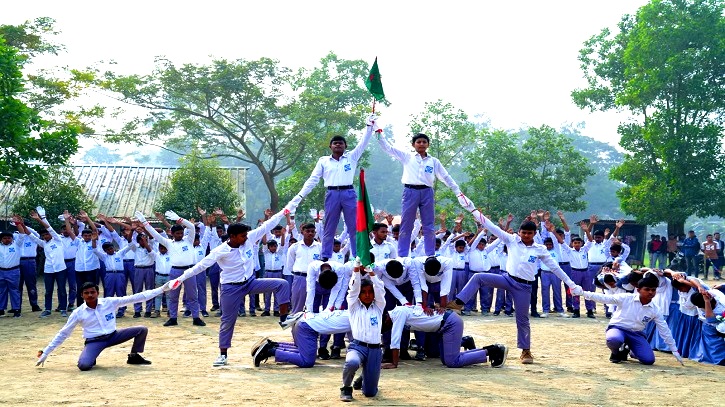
[667,220,685,238]
[259,170,279,212]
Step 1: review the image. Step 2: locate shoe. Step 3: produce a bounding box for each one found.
[253,341,275,367]
[133,312,141,318]
[330,347,342,359]
[538,313,548,318]
[39,310,52,318]
[504,312,514,317]
[127,353,152,365]
[415,350,426,361]
[557,312,569,318]
[587,310,596,319]
[352,375,363,390]
[54,307,60,312]
[318,347,330,360]
[251,337,271,356]
[488,344,508,368]
[566,307,574,313]
[461,310,471,316]
[493,311,501,316]
[213,354,228,367]
[530,312,541,318]
[249,312,257,317]
[116,311,124,318]
[481,311,490,317]
[260,311,270,317]
[340,386,353,402]
[201,310,210,317]
[520,349,534,364]
[238,311,246,317]
[12,310,21,318]
[618,344,630,362]
[399,350,412,360]
[151,310,160,318]
[273,311,280,317]
[60,310,68,318]
[67,305,76,312]
[446,300,464,311]
[408,338,418,351]
[161,306,168,312]
[461,336,476,351]
[183,310,192,318]
[143,311,151,318]
[163,318,178,326]
[210,305,219,312]
[215,311,223,317]
[609,352,623,363]
[605,312,612,319]
[31,305,42,312]
[572,310,581,318]
[193,317,206,326]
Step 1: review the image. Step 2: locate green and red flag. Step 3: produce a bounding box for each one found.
[365,57,386,103]
[356,169,374,266]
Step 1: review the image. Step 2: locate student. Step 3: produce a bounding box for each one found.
[36,281,169,371]
[559,223,593,318]
[141,210,205,327]
[151,244,171,318]
[93,234,134,319]
[377,131,469,257]
[166,202,296,367]
[586,217,608,317]
[130,233,156,318]
[261,236,286,316]
[448,206,579,365]
[25,207,68,318]
[192,232,212,317]
[339,261,385,402]
[382,305,507,369]
[0,216,27,318]
[290,116,376,261]
[539,234,566,318]
[464,230,494,315]
[285,223,321,314]
[448,237,470,314]
[59,213,80,312]
[16,223,41,313]
[689,290,725,365]
[370,223,396,261]
[305,260,350,359]
[72,211,102,306]
[571,273,683,365]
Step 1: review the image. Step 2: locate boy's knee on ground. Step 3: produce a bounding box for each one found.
[77,362,94,371]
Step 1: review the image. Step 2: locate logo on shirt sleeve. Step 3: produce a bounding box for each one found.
[425,166,433,174]
[105,312,115,321]
[344,163,351,172]
[370,316,378,326]
[528,256,537,263]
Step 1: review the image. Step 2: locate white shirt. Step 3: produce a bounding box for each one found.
[28,227,66,273]
[17,229,38,257]
[450,249,468,270]
[305,260,349,311]
[74,238,101,271]
[582,291,678,352]
[370,239,396,261]
[373,258,423,305]
[588,241,608,263]
[0,234,25,269]
[297,127,373,196]
[177,211,285,285]
[389,305,444,350]
[377,136,461,194]
[285,240,322,274]
[153,251,171,275]
[301,310,352,335]
[94,246,132,272]
[144,219,196,267]
[561,241,592,270]
[61,235,79,260]
[263,246,286,272]
[413,256,453,297]
[131,243,156,267]
[42,287,164,354]
[347,272,386,344]
[469,236,500,272]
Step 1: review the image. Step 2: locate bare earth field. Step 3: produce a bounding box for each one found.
[1,284,722,407]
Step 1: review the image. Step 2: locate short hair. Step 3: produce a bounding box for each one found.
[610,243,622,253]
[360,278,374,290]
[266,240,278,247]
[435,238,442,246]
[288,237,298,244]
[333,239,341,245]
[81,229,92,235]
[688,230,695,234]
[135,233,147,243]
[454,240,466,248]
[194,233,201,241]
[301,223,316,231]
[372,223,388,232]
[0,231,13,239]
[170,224,184,233]
[81,281,99,292]
[329,135,347,147]
[40,229,51,235]
[158,244,167,251]
[543,237,553,244]
[593,230,605,237]
[391,225,400,233]
[101,242,114,250]
[216,224,225,230]
[519,221,537,231]
[227,223,251,235]
[555,229,564,235]
[571,237,584,244]
[272,225,283,232]
[411,133,430,144]
[638,272,659,288]
[423,257,441,276]
[689,292,717,309]
[385,260,403,278]
[319,268,339,290]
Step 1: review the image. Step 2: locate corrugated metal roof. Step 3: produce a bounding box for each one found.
[0,165,247,218]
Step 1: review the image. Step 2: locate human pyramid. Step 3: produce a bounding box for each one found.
[1,115,722,402]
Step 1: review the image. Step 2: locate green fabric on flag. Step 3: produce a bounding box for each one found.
[365,57,386,102]
[356,169,374,266]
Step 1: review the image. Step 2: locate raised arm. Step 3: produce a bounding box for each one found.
[348,117,375,163]
[377,134,409,162]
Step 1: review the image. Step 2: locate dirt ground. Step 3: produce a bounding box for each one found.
[1,283,723,407]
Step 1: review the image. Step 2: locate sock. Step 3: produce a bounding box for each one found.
[221,349,228,356]
[279,313,287,323]
[455,299,465,306]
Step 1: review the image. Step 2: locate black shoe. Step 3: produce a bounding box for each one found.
[605,312,612,319]
[183,310,192,318]
[163,318,178,326]
[340,386,353,402]
[609,352,623,363]
[273,311,280,317]
[31,305,42,312]
[12,310,21,318]
[572,310,581,318]
[486,344,508,368]
[201,310,210,317]
[321,257,329,262]
[144,311,151,318]
[566,307,574,313]
[193,317,206,326]
[238,311,246,317]
[0,310,5,316]
[408,338,418,351]
[587,310,596,319]
[116,311,124,318]
[133,312,141,318]
[251,338,271,356]
[530,312,541,318]
[210,305,219,312]
[415,350,426,361]
[493,311,501,316]
[249,312,257,317]
[461,335,477,351]
[330,347,342,359]
[253,341,275,367]
[318,347,330,360]
[399,350,412,360]
[352,376,363,390]
[260,311,270,317]
[127,353,152,365]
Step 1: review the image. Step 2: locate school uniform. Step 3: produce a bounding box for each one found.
[370,239,397,261]
[691,289,725,365]
[94,246,133,314]
[273,310,352,368]
[16,229,39,310]
[207,228,224,310]
[0,234,25,313]
[130,242,156,314]
[263,244,286,313]
[285,240,322,313]
[414,256,453,308]
[193,231,211,312]
[306,260,350,351]
[540,247,565,314]
[61,235,80,310]
[490,241,513,314]
[74,237,101,306]
[561,241,593,312]
[28,226,68,312]
[152,251,171,312]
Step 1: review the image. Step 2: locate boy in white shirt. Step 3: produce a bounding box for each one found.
[26,207,68,318]
[151,244,171,318]
[93,237,133,318]
[370,223,396,261]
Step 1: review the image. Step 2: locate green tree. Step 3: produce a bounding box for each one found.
[571,0,725,236]
[153,149,239,220]
[12,167,95,230]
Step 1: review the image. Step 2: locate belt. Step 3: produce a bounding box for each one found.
[589,262,604,266]
[404,184,431,190]
[266,269,283,273]
[85,331,116,344]
[571,267,588,271]
[64,258,75,262]
[351,339,381,349]
[327,185,353,190]
[20,257,35,260]
[123,259,134,262]
[77,268,100,273]
[171,265,194,270]
[226,278,253,286]
[0,266,19,271]
[510,275,532,284]
[558,262,570,265]
[439,310,453,331]
[453,268,465,271]
[293,272,307,277]
[106,270,124,273]
[135,265,155,269]
[155,272,169,276]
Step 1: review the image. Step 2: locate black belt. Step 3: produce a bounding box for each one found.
[123,259,134,262]
[439,310,453,331]
[226,278,253,286]
[135,265,154,269]
[64,258,75,262]
[404,184,431,190]
[558,262,570,265]
[266,269,283,273]
[77,268,100,273]
[155,272,169,276]
[510,275,532,284]
[453,268,465,271]
[589,262,605,265]
[85,331,116,344]
[571,267,588,271]
[20,257,35,261]
[293,272,307,277]
[106,270,124,273]
[171,265,194,270]
[352,339,381,349]
[0,266,19,271]
[327,185,353,190]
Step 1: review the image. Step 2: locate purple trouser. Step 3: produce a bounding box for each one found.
[397,186,435,257]
[606,325,655,365]
[133,265,155,312]
[264,271,283,312]
[0,267,21,310]
[570,268,594,311]
[64,259,77,309]
[464,270,490,312]
[343,341,383,397]
[559,262,572,309]
[196,271,208,311]
[219,278,290,349]
[103,271,127,314]
[322,188,358,259]
[586,264,601,311]
[123,259,135,287]
[18,258,39,309]
[77,326,148,371]
[439,312,488,367]
[491,268,513,313]
[291,274,307,314]
[274,321,321,368]
[209,263,221,309]
[451,267,468,304]
[457,273,532,349]
[169,267,199,318]
[540,271,564,313]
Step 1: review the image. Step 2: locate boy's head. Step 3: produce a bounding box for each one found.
[423,256,441,276]
[329,135,347,155]
[80,281,100,302]
[216,225,225,237]
[391,224,400,240]
[454,239,466,253]
[170,224,184,241]
[610,243,622,257]
[411,133,430,155]
[272,225,283,238]
[636,272,659,303]
[80,228,92,242]
[40,229,52,242]
[543,237,553,250]
[593,229,605,243]
[267,240,278,252]
[518,221,537,245]
[193,233,201,247]
[372,223,388,241]
[1,232,12,245]
[318,264,338,290]
[301,223,316,242]
[435,238,442,250]
[359,278,375,306]
[136,233,148,245]
[227,223,252,246]
[159,244,168,254]
[706,234,713,242]
[476,239,486,250]
[289,237,298,245]
[102,242,115,255]
[333,239,341,253]
[385,260,404,279]
[571,236,584,249]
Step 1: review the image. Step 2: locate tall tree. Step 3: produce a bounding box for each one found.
[95,52,370,211]
[571,0,725,236]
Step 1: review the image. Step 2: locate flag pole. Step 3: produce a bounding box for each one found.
[372,97,376,114]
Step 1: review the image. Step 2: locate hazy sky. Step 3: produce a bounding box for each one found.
[5,0,650,156]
